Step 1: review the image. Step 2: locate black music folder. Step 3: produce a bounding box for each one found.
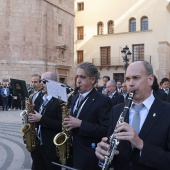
[10,78,29,99]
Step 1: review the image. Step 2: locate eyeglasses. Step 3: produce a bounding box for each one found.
[40,79,48,84]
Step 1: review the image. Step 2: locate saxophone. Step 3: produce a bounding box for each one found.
[53,90,75,165]
[20,92,39,152]
[102,91,135,170]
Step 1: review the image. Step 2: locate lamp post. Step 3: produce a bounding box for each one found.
[121,45,132,74]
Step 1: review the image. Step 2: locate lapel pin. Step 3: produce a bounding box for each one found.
[92,98,95,101]
[153,113,156,117]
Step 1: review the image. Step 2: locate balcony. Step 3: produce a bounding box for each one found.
[92,55,151,70]
[92,57,123,70]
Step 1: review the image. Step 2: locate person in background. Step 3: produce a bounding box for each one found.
[63,62,112,170]
[160,77,170,102]
[106,80,124,107]
[116,80,122,94]
[1,84,10,111]
[0,82,2,108]
[121,82,129,101]
[152,75,167,101]
[7,82,13,110]
[97,75,110,94]
[29,74,42,104]
[95,61,170,170]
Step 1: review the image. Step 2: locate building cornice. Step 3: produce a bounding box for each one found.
[93,29,152,37]
[159,41,170,46]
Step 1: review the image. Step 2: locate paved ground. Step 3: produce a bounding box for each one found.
[0,108,32,170]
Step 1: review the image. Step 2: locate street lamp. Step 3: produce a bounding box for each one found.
[121,45,132,74]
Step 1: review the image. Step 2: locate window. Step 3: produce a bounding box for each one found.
[141,17,148,31]
[108,20,114,34]
[100,47,111,65]
[129,18,136,32]
[77,2,84,11]
[58,24,62,36]
[97,22,103,35]
[113,73,124,84]
[77,51,83,63]
[77,26,84,40]
[133,44,144,61]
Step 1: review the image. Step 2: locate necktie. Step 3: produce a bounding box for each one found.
[38,97,48,145]
[77,94,83,107]
[42,97,48,107]
[74,94,83,116]
[132,103,144,134]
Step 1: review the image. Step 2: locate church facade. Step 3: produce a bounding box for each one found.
[0,0,75,87]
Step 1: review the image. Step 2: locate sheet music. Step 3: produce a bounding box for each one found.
[46,79,67,102]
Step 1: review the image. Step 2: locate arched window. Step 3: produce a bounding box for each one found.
[97,22,103,35]
[108,20,114,34]
[129,18,136,32]
[141,16,148,31]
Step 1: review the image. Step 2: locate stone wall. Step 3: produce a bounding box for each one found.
[0,0,74,87]
[157,41,170,82]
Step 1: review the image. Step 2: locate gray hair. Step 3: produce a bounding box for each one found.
[141,61,153,76]
[109,80,117,87]
[76,62,100,83]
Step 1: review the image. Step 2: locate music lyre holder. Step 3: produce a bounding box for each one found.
[51,162,80,170]
[10,78,29,100]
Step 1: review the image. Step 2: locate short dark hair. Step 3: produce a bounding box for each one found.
[103,76,110,81]
[160,78,169,85]
[152,75,159,90]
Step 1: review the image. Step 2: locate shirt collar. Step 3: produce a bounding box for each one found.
[132,93,155,111]
[80,88,93,99]
[43,94,52,101]
[109,91,116,98]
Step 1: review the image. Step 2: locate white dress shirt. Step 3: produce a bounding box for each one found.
[73,89,93,118]
[129,93,155,131]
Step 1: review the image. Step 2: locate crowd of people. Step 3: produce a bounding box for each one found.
[1,61,170,170]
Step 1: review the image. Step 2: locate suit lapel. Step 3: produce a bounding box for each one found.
[41,97,55,115]
[139,98,164,139]
[78,89,97,118]
[70,94,79,115]
[112,92,118,99]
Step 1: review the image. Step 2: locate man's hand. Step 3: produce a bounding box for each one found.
[28,111,42,123]
[114,122,143,150]
[95,137,110,162]
[63,115,82,131]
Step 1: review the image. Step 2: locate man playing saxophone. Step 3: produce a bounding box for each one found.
[95,61,170,170]
[28,72,62,170]
[63,62,112,170]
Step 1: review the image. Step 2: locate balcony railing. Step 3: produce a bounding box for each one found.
[92,55,151,68]
[92,57,123,68]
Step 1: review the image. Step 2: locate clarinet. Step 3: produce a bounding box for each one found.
[102,91,135,170]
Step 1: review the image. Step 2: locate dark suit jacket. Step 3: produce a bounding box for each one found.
[97,86,105,93]
[153,89,167,102]
[71,88,112,170]
[108,98,170,170]
[38,97,62,161]
[110,91,124,107]
[33,91,44,112]
[159,88,170,102]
